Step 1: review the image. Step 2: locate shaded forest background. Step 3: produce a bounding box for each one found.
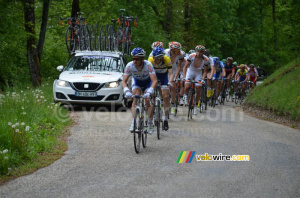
[0,0,299,88]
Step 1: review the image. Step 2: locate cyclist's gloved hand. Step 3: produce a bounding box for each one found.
[201,79,205,84]
[144,87,154,98]
[168,82,173,87]
[144,93,151,98]
[123,87,132,98]
[212,74,216,81]
[125,91,132,98]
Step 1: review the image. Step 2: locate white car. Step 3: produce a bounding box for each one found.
[53,51,128,106]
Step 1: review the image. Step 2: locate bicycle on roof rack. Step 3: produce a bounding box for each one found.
[60,12,90,54]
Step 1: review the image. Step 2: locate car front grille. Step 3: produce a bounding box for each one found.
[68,95,105,101]
[71,82,103,91]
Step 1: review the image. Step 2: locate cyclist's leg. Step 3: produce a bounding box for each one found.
[195,72,203,104]
[156,73,170,119]
[130,78,142,130]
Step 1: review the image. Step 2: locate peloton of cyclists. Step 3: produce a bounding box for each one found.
[122,48,158,134]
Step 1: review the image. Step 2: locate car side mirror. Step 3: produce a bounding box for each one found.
[57,65,64,72]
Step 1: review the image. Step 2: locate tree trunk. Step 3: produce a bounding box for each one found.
[37,0,50,61]
[272,0,277,68]
[71,0,80,18]
[24,0,42,87]
[165,0,172,39]
[184,0,192,49]
[259,0,264,67]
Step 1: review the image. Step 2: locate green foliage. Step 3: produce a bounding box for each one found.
[0,80,71,175]
[0,0,299,86]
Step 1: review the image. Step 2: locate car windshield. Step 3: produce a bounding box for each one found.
[65,56,124,72]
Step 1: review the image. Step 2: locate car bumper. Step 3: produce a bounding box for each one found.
[53,81,123,105]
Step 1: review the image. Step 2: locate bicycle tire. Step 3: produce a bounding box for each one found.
[65,27,76,54]
[125,27,131,55]
[89,24,95,51]
[142,111,147,148]
[156,99,161,140]
[174,89,179,116]
[133,108,141,154]
[211,88,216,108]
[235,90,239,104]
[188,93,194,119]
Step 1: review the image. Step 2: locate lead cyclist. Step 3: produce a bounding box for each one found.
[122,48,158,134]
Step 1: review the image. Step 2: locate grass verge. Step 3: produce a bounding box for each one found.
[244,58,300,124]
[0,80,72,183]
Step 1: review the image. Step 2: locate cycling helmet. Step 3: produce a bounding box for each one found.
[227,57,233,62]
[151,41,163,49]
[249,64,255,68]
[169,42,182,50]
[152,47,165,58]
[240,64,246,69]
[195,45,205,52]
[213,57,220,64]
[233,62,238,67]
[204,49,210,56]
[188,50,195,54]
[131,47,146,57]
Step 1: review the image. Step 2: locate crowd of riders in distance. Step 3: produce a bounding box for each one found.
[122,41,258,134]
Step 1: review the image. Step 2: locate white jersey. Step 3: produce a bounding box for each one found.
[164,48,186,73]
[187,53,210,72]
[124,60,155,81]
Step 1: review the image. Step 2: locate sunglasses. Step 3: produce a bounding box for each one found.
[132,58,142,61]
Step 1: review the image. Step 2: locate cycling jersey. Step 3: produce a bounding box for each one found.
[124,60,156,92]
[224,63,235,76]
[215,61,225,80]
[185,53,210,86]
[215,61,225,73]
[148,55,172,74]
[187,53,210,71]
[204,56,214,71]
[164,48,186,73]
[248,68,258,77]
[124,60,155,81]
[236,69,248,78]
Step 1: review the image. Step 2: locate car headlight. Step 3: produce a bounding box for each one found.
[104,81,120,88]
[57,80,70,87]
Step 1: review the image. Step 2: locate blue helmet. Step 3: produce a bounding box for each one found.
[152,47,165,58]
[213,57,219,64]
[131,47,146,57]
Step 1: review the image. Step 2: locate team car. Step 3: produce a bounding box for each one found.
[53,51,128,105]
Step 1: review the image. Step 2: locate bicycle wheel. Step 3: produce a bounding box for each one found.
[211,88,216,108]
[65,27,76,54]
[82,25,90,50]
[174,89,179,116]
[155,99,161,140]
[142,111,147,148]
[188,93,194,119]
[133,108,142,154]
[107,25,114,51]
[125,27,131,55]
[235,89,239,104]
[89,24,95,51]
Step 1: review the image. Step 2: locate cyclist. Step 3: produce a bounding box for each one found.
[182,45,210,115]
[122,48,158,134]
[148,47,173,130]
[233,64,248,99]
[148,41,164,57]
[204,49,215,98]
[165,42,186,114]
[212,57,226,105]
[224,57,235,94]
[248,64,258,88]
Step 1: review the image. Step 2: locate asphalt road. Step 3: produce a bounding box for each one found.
[1,102,300,198]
